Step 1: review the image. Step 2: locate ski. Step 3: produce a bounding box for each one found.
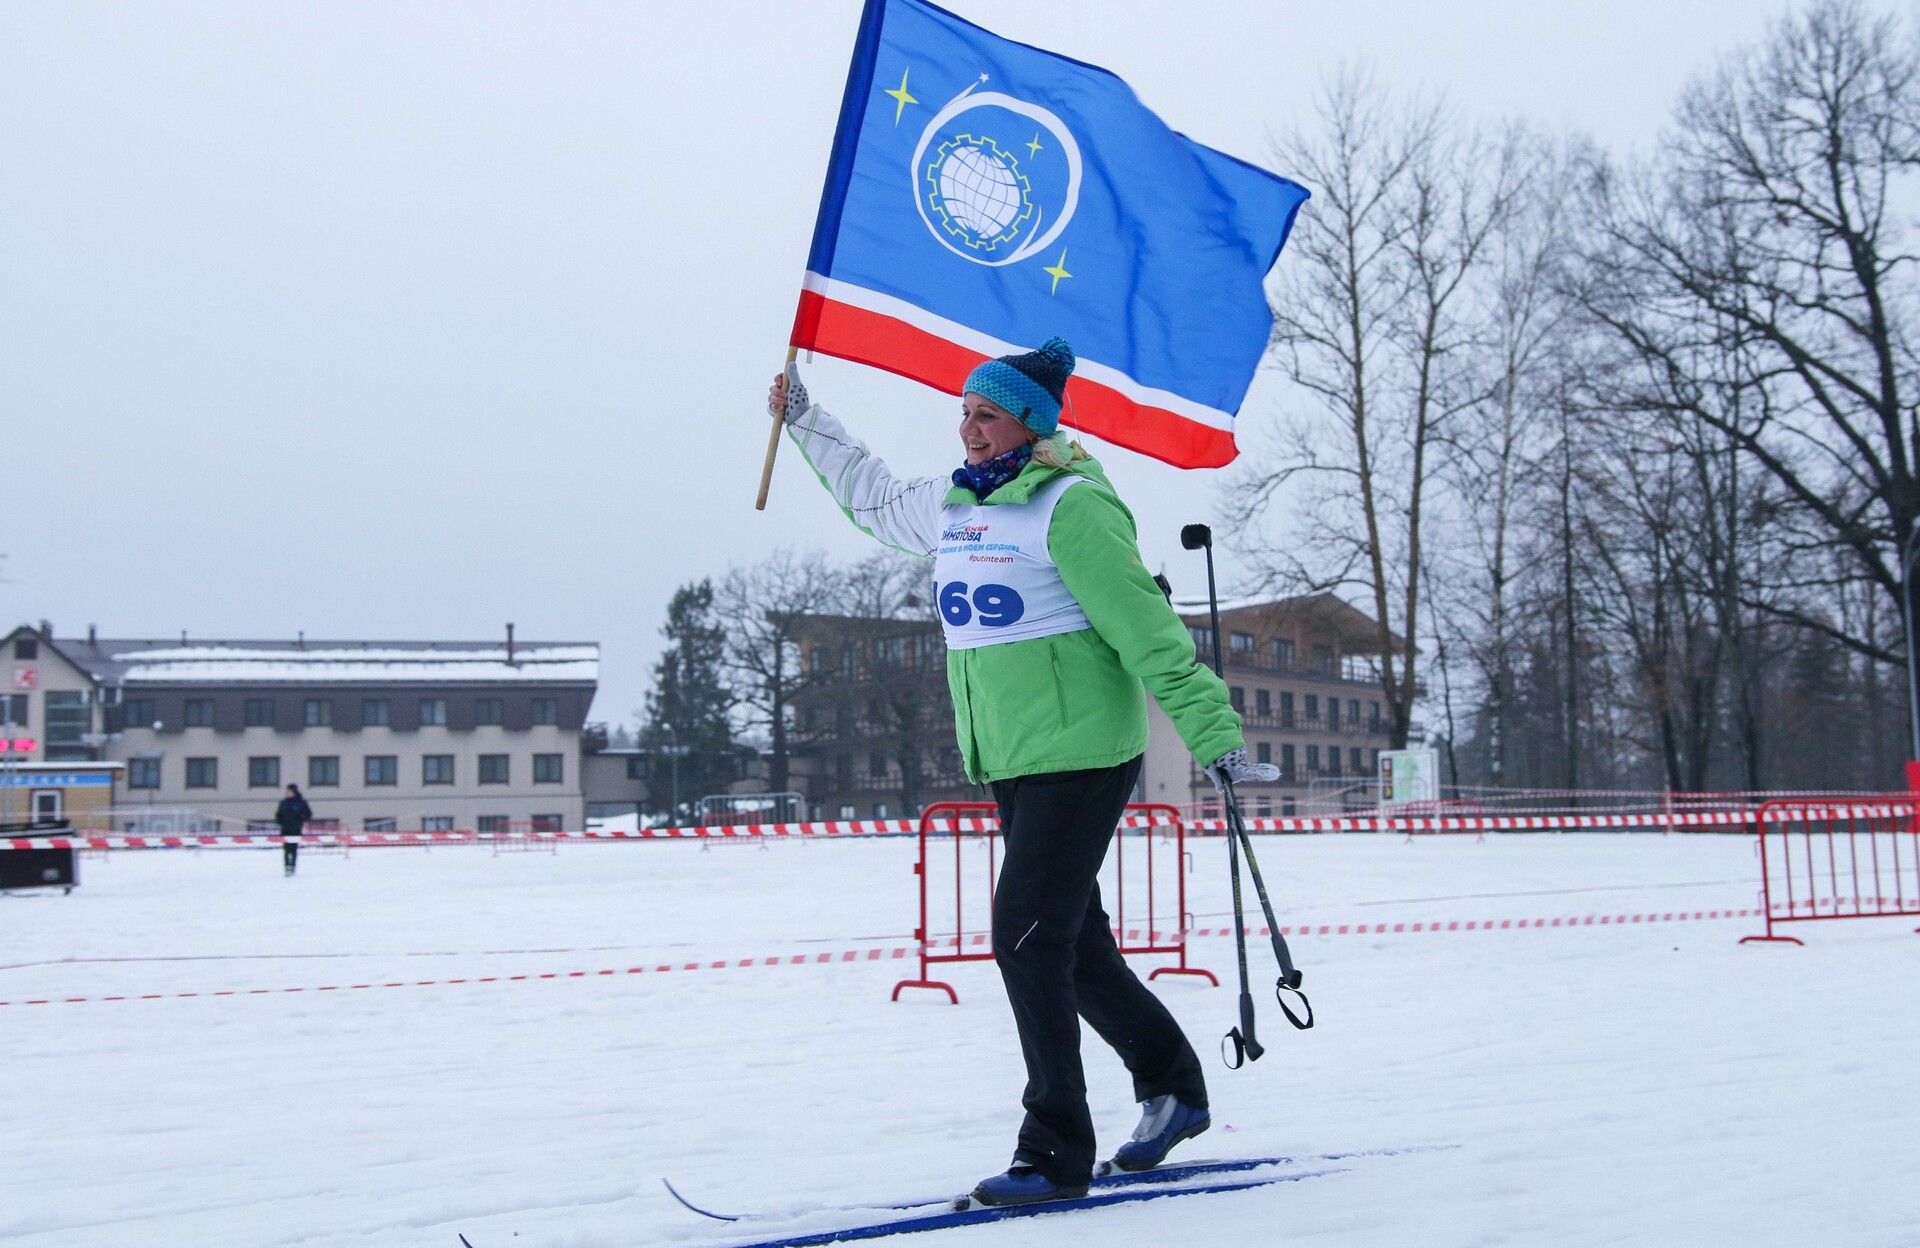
[664,1143,1455,1225]
[712,1166,1344,1248]
[665,1152,1298,1223]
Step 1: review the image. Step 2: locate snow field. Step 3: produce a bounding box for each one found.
[1,834,1914,1248]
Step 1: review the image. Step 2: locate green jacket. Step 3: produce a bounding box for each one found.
[787,402,1244,784]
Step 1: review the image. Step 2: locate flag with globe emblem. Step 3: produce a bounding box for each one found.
[792,0,1309,468]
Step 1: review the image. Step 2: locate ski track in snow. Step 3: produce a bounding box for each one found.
[1,834,1914,1248]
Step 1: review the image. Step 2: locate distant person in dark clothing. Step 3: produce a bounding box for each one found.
[276,784,312,876]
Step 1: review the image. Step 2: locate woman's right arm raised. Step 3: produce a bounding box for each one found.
[771,364,947,557]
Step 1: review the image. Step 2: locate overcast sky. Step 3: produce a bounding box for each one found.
[3,0,1902,726]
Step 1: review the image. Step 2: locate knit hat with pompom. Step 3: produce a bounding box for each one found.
[961,337,1075,435]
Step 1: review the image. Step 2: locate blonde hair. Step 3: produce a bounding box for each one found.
[1030,433,1088,468]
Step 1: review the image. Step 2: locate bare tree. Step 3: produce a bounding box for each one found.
[1233,71,1522,749]
[1576,0,1919,664]
[714,548,839,803]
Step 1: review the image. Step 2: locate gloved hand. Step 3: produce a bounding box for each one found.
[767,362,810,426]
[1204,746,1279,793]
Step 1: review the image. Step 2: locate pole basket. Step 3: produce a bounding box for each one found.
[891,801,1214,1003]
[1741,797,1920,945]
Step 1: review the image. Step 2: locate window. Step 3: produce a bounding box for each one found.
[1229,686,1245,713]
[1272,638,1295,669]
[1327,749,1342,777]
[1256,795,1272,816]
[45,690,89,750]
[838,804,857,819]
[1351,747,1363,773]
[421,816,455,832]
[530,813,562,834]
[1349,699,1362,723]
[1370,701,1382,730]
[186,757,218,788]
[1281,743,1295,777]
[836,754,852,787]
[305,699,333,727]
[423,754,455,784]
[248,756,280,788]
[810,647,829,675]
[124,698,153,728]
[479,754,510,784]
[875,636,906,666]
[419,698,447,727]
[1188,626,1212,654]
[0,694,28,727]
[13,637,37,660]
[185,698,214,727]
[364,817,396,833]
[533,753,564,783]
[128,757,161,789]
[1230,631,1255,654]
[835,704,853,735]
[531,698,558,726]
[1327,700,1340,730]
[1280,692,1295,728]
[474,697,503,726]
[1256,741,1271,765]
[1313,643,1336,675]
[625,755,648,780]
[1305,694,1319,723]
[245,698,275,727]
[1305,745,1320,773]
[365,755,398,785]
[477,815,510,834]
[362,698,390,727]
[802,705,819,733]
[869,751,888,778]
[309,755,340,787]
[1255,689,1270,716]
[839,644,858,680]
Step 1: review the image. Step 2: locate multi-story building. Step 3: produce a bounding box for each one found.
[3,623,598,833]
[785,613,981,820]
[1142,593,1409,816]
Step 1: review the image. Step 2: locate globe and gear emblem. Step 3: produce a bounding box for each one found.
[909,81,1083,268]
[926,135,1033,253]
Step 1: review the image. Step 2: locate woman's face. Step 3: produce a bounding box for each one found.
[959,393,1033,465]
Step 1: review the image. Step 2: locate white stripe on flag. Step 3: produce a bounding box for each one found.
[802,272,1237,434]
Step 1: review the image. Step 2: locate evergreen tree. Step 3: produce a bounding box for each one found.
[641,580,735,821]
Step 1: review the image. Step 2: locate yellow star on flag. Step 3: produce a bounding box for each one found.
[1027,133,1044,158]
[884,69,917,124]
[1043,249,1072,295]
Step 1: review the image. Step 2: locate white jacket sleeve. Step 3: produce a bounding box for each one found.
[784,400,947,558]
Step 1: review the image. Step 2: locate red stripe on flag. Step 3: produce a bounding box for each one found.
[792,290,1238,470]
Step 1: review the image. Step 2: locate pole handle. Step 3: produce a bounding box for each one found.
[755,346,800,511]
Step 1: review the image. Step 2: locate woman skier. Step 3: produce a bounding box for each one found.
[768,338,1277,1207]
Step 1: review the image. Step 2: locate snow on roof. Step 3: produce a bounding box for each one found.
[110,644,598,686]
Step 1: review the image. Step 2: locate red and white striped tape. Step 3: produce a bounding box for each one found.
[0,906,1765,1007]
[7,804,1907,852]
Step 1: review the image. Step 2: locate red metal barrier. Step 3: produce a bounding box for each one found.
[1741,798,1920,945]
[891,801,1213,1002]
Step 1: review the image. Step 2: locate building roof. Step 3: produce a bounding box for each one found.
[1171,592,1410,654]
[38,636,599,687]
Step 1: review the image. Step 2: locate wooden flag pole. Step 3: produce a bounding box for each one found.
[755,346,800,511]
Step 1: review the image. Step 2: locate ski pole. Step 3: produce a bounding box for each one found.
[1181,523,1313,1065]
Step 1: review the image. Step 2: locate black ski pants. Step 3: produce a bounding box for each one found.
[282,836,299,874]
[989,755,1207,1186]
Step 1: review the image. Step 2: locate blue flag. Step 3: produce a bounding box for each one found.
[792,0,1308,467]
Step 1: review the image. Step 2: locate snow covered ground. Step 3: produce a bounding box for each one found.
[3,832,1915,1248]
